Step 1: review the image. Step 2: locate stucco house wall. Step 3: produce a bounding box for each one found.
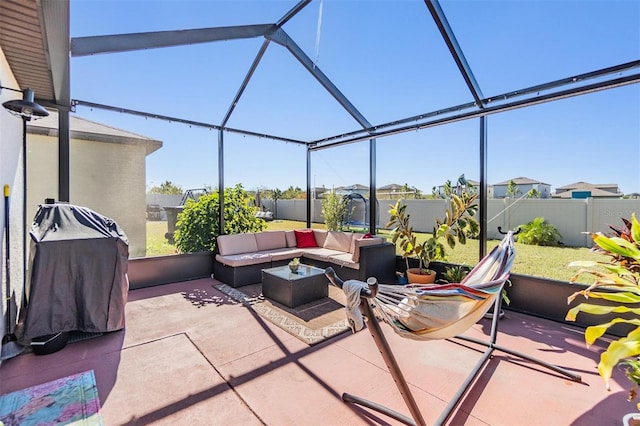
[0,49,27,340]
[27,111,162,258]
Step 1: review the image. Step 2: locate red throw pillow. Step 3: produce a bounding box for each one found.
[362,232,373,239]
[294,230,318,248]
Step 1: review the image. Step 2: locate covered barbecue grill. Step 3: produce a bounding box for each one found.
[20,203,129,342]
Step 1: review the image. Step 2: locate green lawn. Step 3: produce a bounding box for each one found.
[146,221,177,257]
[146,220,605,284]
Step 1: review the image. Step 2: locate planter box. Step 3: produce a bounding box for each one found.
[505,273,634,338]
[128,251,214,290]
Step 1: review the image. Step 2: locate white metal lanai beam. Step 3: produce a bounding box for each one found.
[276,0,312,27]
[71,24,276,57]
[267,28,373,129]
[220,0,311,127]
[424,0,485,108]
[220,40,271,127]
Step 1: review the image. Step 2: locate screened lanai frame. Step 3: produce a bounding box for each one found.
[60,0,640,259]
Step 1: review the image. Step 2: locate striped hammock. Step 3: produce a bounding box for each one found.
[371,232,516,341]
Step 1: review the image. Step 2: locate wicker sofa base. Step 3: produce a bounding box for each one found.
[214,243,396,288]
[213,261,269,288]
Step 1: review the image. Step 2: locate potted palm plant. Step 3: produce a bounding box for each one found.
[566,213,640,419]
[387,193,479,284]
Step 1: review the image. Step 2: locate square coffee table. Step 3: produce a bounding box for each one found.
[261,264,329,308]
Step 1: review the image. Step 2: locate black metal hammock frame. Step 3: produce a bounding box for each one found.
[326,231,582,426]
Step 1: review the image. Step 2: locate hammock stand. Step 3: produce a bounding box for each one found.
[326,232,581,426]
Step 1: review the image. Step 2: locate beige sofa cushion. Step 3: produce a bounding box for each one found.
[349,233,365,254]
[217,233,258,256]
[352,236,385,262]
[285,230,297,247]
[215,252,271,267]
[301,247,347,262]
[313,229,328,247]
[266,248,304,262]
[328,252,359,270]
[255,231,287,251]
[323,231,353,252]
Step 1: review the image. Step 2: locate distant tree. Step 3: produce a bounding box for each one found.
[443,180,453,197]
[149,181,183,195]
[283,186,304,199]
[525,188,540,199]
[433,177,476,199]
[506,180,521,198]
[259,188,273,200]
[322,192,349,231]
[401,183,419,199]
[271,188,283,219]
[174,184,265,253]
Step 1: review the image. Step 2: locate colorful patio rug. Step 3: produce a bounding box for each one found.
[214,282,351,345]
[0,370,102,425]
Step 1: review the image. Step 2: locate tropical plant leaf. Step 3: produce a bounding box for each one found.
[458,231,467,245]
[599,331,640,390]
[581,291,640,304]
[582,319,640,345]
[632,213,640,244]
[445,233,456,249]
[566,303,640,322]
[564,215,640,394]
[593,234,640,260]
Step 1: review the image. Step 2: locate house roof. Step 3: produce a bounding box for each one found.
[555,181,620,191]
[28,110,162,156]
[552,187,623,198]
[494,177,551,186]
[0,0,68,105]
[378,184,405,191]
[336,184,368,191]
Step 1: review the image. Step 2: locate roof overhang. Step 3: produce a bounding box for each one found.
[0,0,70,108]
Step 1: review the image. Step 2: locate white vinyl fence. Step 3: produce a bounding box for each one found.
[261,197,640,248]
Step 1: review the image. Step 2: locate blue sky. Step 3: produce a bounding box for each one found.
[70,0,640,194]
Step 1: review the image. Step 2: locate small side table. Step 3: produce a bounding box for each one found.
[261,264,328,308]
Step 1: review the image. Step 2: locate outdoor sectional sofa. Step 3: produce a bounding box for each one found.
[213,229,396,288]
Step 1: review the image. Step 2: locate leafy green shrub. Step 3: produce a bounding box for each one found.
[322,192,349,231]
[566,213,640,403]
[174,184,266,253]
[516,217,562,246]
[387,193,479,273]
[438,264,469,283]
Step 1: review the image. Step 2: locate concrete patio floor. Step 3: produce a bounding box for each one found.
[0,276,636,425]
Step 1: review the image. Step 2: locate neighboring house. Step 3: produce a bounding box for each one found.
[311,186,328,199]
[553,182,623,199]
[433,178,481,198]
[335,184,369,197]
[377,183,418,199]
[493,177,551,199]
[28,110,162,258]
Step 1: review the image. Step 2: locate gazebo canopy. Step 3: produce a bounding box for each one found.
[1,0,639,232]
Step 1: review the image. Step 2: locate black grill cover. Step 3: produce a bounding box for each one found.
[20,203,129,341]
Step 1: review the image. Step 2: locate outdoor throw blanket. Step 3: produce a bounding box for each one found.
[0,370,102,425]
[342,279,368,332]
